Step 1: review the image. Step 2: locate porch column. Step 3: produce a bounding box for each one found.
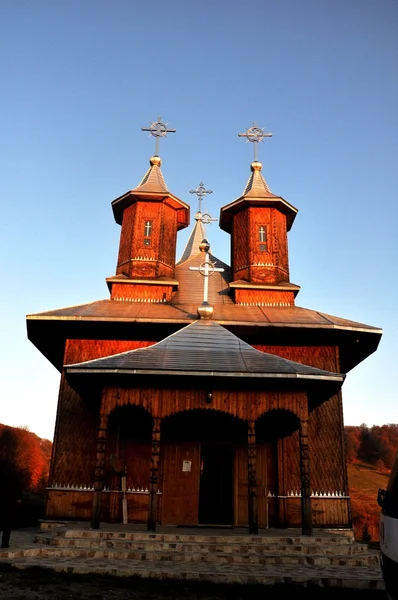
[299,416,312,535]
[91,411,108,529]
[247,419,258,535]
[147,416,161,531]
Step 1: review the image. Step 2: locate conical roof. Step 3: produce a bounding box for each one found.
[111,155,189,226]
[242,161,278,198]
[219,161,298,233]
[66,320,344,385]
[134,155,168,193]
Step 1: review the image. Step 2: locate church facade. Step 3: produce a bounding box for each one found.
[27,124,381,533]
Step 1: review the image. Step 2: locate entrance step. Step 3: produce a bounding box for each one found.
[56,529,356,545]
[17,545,381,567]
[0,554,384,589]
[0,526,384,590]
[34,534,371,557]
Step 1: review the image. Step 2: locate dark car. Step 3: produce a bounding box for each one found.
[378,452,398,600]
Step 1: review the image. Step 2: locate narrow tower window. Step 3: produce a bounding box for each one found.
[258,225,267,251]
[143,220,153,246]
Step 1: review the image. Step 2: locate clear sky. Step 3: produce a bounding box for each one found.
[0,0,397,440]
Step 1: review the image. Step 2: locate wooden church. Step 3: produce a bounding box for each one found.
[27,121,381,534]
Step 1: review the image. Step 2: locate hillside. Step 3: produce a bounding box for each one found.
[348,461,388,541]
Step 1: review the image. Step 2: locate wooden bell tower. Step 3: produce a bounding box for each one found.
[107,155,189,303]
[219,125,300,307]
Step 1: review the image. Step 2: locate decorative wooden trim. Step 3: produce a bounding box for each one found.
[147,417,161,531]
[247,419,258,535]
[299,416,312,535]
[91,411,108,529]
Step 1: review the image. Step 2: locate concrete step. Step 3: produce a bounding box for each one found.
[0,554,385,589]
[29,545,381,566]
[57,529,354,545]
[34,534,370,556]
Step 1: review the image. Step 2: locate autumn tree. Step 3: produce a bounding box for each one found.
[0,425,52,494]
[345,427,361,463]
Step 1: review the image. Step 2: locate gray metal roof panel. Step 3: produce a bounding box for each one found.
[66,320,344,381]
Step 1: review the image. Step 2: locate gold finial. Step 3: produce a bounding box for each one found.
[198,302,214,319]
[199,239,210,253]
[150,155,162,167]
[251,160,263,172]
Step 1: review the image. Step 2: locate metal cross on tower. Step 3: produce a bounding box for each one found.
[198,211,217,238]
[189,239,224,319]
[189,181,213,213]
[141,117,176,156]
[238,122,272,162]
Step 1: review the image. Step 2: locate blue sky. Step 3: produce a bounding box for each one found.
[0,0,397,440]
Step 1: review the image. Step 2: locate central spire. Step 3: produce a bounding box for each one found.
[178,180,216,264]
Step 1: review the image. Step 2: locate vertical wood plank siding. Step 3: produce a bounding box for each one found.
[110,283,174,302]
[50,339,155,487]
[232,208,289,285]
[50,338,349,527]
[116,202,178,280]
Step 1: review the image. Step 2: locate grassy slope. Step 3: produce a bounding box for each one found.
[347,462,389,541]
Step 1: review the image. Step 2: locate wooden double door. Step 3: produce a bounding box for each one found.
[162,442,276,527]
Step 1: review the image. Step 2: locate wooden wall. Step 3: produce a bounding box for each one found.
[49,337,349,528]
[50,339,155,487]
[115,201,177,280]
[110,282,174,302]
[254,344,348,497]
[231,207,289,284]
[101,387,307,422]
[117,203,137,276]
[46,489,157,523]
[234,289,295,306]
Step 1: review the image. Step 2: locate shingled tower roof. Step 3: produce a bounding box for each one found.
[242,160,278,198]
[135,155,168,193]
[219,160,298,233]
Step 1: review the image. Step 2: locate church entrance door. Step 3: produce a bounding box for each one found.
[198,444,233,525]
[161,442,200,525]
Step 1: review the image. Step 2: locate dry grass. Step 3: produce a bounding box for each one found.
[347,462,389,542]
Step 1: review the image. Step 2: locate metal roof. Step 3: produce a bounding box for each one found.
[66,319,344,383]
[28,300,381,333]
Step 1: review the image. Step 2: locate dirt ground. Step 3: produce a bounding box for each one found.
[0,566,388,600]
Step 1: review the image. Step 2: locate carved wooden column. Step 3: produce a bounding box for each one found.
[91,411,108,529]
[247,419,258,535]
[299,416,312,535]
[147,416,161,531]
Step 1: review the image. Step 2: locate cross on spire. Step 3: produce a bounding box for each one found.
[189,239,225,319]
[238,122,272,162]
[141,117,176,156]
[197,211,217,238]
[189,181,213,213]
